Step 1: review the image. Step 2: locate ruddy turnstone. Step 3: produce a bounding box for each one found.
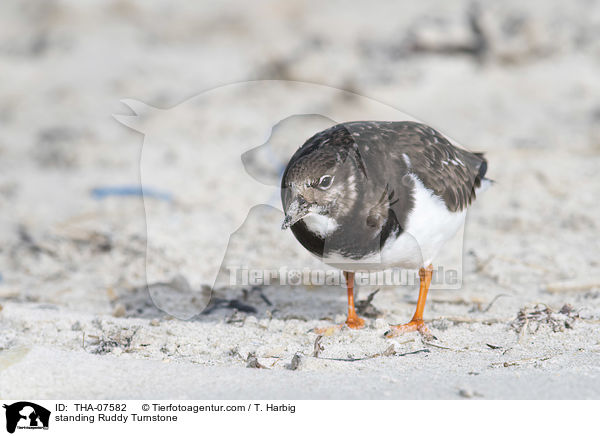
[281,121,489,338]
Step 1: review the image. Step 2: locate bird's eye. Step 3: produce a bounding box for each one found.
[318,175,334,190]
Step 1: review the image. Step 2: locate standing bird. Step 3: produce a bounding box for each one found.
[281,121,489,338]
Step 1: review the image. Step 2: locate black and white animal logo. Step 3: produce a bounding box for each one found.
[3,402,50,433]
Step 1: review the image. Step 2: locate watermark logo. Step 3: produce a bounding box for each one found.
[227,265,459,287]
[114,80,473,319]
[2,402,50,433]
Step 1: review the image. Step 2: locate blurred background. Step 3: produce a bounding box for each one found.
[0,0,599,319]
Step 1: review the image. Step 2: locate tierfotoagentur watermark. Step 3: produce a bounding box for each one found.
[227,265,459,287]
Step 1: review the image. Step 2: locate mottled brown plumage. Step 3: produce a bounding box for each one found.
[318,121,487,213]
[281,121,488,262]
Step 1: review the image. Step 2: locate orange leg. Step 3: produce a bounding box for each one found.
[385,265,435,340]
[344,271,365,329]
[313,271,364,334]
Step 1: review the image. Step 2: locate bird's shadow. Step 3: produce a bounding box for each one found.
[116,280,371,324]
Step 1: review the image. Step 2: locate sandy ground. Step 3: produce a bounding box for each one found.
[1,0,600,399]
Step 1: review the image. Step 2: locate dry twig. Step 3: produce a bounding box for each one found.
[313,335,324,357]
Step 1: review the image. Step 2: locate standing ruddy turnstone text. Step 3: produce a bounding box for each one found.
[281,121,490,339]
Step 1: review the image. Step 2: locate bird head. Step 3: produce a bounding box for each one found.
[281,173,338,230]
[281,143,362,234]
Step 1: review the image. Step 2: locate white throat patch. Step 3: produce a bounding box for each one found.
[302,213,339,238]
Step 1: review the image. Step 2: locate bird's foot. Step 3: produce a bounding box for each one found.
[312,316,365,336]
[384,319,436,341]
[345,314,365,329]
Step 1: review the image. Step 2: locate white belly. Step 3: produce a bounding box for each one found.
[380,176,466,269]
[320,175,467,271]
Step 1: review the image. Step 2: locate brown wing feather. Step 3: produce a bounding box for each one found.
[393,123,487,212]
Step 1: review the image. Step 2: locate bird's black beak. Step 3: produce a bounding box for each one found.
[282,196,310,230]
